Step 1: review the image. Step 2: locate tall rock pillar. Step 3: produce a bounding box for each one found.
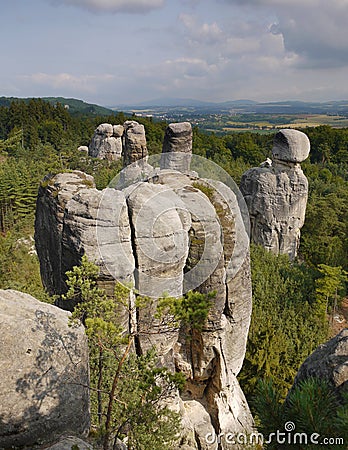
[240,129,310,260]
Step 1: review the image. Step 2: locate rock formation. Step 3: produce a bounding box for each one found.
[290,328,348,401]
[240,129,310,260]
[0,289,89,449]
[161,121,192,172]
[88,123,123,161]
[123,120,148,165]
[35,122,253,448]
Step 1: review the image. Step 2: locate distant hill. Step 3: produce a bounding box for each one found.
[111,98,348,115]
[0,96,114,116]
[112,98,258,109]
[2,96,348,117]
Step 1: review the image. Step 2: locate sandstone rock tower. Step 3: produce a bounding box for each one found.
[240,129,310,260]
[88,123,123,161]
[35,122,253,449]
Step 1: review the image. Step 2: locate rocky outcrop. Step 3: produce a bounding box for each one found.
[34,171,96,297]
[45,436,93,450]
[240,129,310,260]
[291,328,348,401]
[35,122,253,448]
[161,122,192,172]
[0,290,89,449]
[88,123,123,161]
[123,120,148,166]
[87,120,149,169]
[35,171,135,305]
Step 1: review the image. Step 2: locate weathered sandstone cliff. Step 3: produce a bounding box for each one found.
[35,122,253,448]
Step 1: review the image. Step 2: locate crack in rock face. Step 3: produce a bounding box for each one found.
[35,121,254,449]
[240,128,310,260]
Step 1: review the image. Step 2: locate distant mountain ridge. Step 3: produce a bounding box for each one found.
[2,96,348,116]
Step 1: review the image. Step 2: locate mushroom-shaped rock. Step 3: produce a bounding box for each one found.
[0,290,89,449]
[272,129,310,163]
[240,129,310,260]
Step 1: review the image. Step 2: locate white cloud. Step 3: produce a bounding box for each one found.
[179,14,224,45]
[50,0,164,14]
[20,72,115,93]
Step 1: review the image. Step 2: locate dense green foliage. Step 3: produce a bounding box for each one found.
[254,377,348,449]
[239,245,329,399]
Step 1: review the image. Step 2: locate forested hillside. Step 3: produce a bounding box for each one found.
[0,97,347,403]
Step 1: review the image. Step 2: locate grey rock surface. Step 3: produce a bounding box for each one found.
[44,436,94,450]
[35,171,135,306]
[272,128,310,163]
[0,290,89,449]
[161,122,193,172]
[240,129,310,260]
[123,120,148,166]
[291,328,348,400]
[34,171,96,296]
[88,123,123,161]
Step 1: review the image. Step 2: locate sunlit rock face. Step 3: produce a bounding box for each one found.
[35,122,254,449]
[88,122,123,161]
[0,290,89,449]
[240,129,310,260]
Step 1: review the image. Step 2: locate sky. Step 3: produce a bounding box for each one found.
[1,0,348,106]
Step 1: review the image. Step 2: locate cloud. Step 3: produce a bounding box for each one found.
[221,0,348,68]
[274,3,348,68]
[179,14,224,45]
[20,72,115,93]
[49,0,164,14]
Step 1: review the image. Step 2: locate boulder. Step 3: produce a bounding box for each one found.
[34,171,96,296]
[272,128,310,163]
[95,123,113,137]
[291,328,348,400]
[240,129,310,260]
[0,290,89,449]
[113,124,124,138]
